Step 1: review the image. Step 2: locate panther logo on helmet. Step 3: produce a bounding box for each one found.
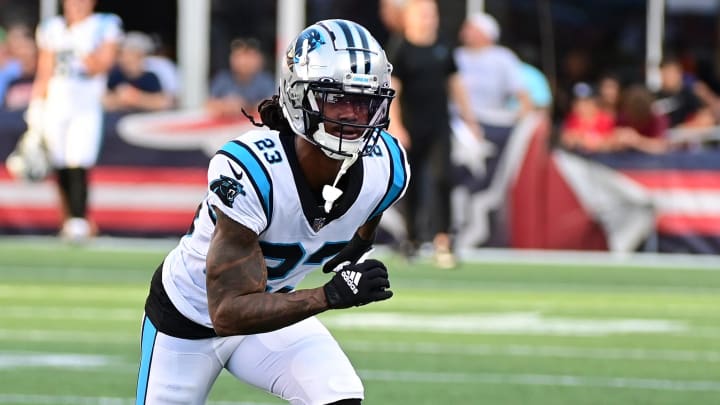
[286,28,326,71]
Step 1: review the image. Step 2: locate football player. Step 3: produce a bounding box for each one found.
[135,19,410,405]
[27,0,122,241]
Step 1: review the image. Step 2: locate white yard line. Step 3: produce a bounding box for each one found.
[359,369,720,392]
[323,312,691,336]
[1,334,719,368]
[2,309,720,345]
[3,236,720,269]
[1,307,140,321]
[343,341,720,363]
[0,352,116,369]
[456,247,720,270]
[1,370,718,405]
[0,329,136,344]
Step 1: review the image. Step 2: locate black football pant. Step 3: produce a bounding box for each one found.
[402,132,452,244]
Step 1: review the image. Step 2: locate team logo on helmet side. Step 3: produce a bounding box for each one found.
[286,28,326,71]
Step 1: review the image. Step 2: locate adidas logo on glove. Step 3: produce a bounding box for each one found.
[323,257,393,309]
[340,270,361,294]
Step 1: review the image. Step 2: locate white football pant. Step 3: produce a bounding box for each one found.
[135,315,364,405]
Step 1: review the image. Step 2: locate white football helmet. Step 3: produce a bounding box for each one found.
[280,19,395,159]
[5,129,51,182]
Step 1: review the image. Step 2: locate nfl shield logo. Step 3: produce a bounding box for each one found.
[312,217,326,232]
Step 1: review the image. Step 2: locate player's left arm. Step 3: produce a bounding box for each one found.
[322,215,381,273]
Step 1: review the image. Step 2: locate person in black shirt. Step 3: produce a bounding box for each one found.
[103,31,173,112]
[386,0,480,269]
[654,56,715,129]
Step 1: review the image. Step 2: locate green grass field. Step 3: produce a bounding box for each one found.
[1,237,719,404]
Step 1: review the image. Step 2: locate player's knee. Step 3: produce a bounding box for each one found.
[326,399,361,405]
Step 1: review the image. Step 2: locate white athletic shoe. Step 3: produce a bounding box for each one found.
[61,217,92,244]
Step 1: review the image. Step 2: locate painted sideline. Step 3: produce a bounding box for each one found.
[1,236,719,270]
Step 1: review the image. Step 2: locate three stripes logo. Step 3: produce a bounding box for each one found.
[340,270,362,295]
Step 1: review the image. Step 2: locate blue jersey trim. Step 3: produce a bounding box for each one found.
[135,316,158,405]
[369,131,408,219]
[218,141,273,224]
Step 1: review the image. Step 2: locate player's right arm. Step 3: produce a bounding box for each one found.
[206,209,392,336]
[205,141,392,336]
[206,209,330,336]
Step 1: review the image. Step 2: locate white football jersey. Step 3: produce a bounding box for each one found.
[163,129,410,328]
[36,13,123,109]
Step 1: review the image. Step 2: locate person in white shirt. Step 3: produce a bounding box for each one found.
[28,0,123,241]
[454,12,532,126]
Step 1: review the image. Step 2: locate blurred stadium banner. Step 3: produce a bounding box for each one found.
[509,116,720,254]
[0,110,251,237]
[2,108,720,253]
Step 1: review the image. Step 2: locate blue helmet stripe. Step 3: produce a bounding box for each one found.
[335,20,358,73]
[369,131,408,219]
[355,24,371,74]
[218,141,273,224]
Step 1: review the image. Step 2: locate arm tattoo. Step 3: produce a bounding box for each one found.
[206,208,329,336]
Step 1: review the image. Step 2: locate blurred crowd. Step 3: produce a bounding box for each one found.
[0,21,275,118]
[558,56,720,155]
[3,0,720,257]
[3,1,719,144]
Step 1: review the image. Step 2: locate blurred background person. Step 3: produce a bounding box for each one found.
[454,11,532,125]
[510,44,553,113]
[28,0,123,242]
[387,0,480,269]
[553,47,593,124]
[103,31,173,112]
[205,37,275,119]
[615,84,669,154]
[560,82,617,153]
[144,33,179,104]
[0,26,22,106]
[653,55,716,130]
[379,0,405,45]
[2,23,36,111]
[596,73,623,119]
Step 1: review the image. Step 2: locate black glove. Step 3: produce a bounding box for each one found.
[323,233,374,273]
[323,259,393,309]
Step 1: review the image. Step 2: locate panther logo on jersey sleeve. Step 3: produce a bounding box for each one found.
[210,162,246,208]
[210,175,246,208]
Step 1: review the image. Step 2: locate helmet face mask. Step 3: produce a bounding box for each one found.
[280,20,395,159]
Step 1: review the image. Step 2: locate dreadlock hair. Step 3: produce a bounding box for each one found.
[242,95,291,133]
